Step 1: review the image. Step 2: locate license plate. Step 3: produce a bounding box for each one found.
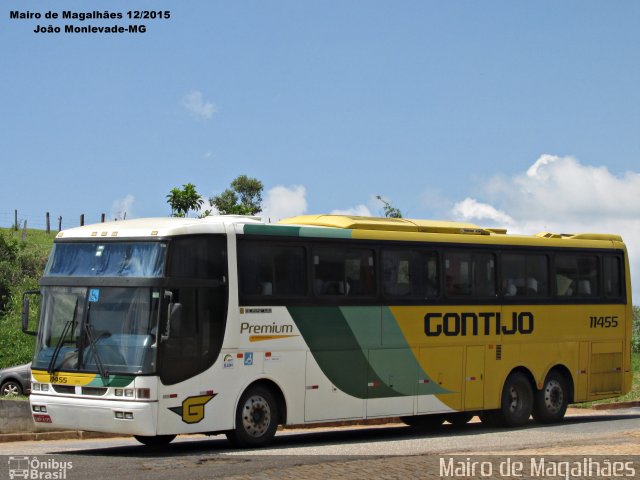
[33,414,52,423]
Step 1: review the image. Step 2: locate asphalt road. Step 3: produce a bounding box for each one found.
[1,408,639,480]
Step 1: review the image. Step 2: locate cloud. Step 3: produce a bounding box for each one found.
[261,185,308,222]
[110,194,134,220]
[450,154,640,300]
[330,205,372,216]
[451,198,514,225]
[484,154,640,222]
[182,91,216,120]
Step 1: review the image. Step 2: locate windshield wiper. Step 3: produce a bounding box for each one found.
[84,323,109,380]
[47,299,78,373]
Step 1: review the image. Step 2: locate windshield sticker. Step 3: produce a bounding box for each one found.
[88,289,100,302]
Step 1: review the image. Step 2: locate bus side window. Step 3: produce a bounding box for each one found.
[382,249,439,299]
[604,255,623,299]
[314,247,375,297]
[555,254,599,297]
[238,243,306,298]
[445,251,495,298]
[501,253,548,297]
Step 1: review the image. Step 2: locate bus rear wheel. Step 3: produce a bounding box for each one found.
[226,385,279,448]
[134,435,176,447]
[532,371,568,424]
[500,372,533,427]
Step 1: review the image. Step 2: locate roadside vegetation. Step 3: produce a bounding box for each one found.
[0,227,54,368]
[0,226,639,406]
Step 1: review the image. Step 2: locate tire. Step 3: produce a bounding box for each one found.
[532,371,568,424]
[1,381,23,397]
[134,435,176,447]
[499,372,533,427]
[445,412,474,426]
[226,385,279,448]
[401,414,446,428]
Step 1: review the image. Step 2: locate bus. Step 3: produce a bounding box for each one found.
[22,214,633,447]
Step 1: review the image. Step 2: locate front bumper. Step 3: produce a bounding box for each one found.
[30,393,158,436]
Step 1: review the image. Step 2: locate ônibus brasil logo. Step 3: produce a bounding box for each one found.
[7,456,72,479]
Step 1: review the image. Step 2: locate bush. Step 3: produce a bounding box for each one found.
[0,229,50,368]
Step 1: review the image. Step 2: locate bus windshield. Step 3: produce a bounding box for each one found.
[45,242,166,277]
[32,286,160,375]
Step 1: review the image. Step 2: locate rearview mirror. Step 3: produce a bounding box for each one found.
[21,290,40,336]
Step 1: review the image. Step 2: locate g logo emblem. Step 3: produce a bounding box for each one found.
[169,394,216,424]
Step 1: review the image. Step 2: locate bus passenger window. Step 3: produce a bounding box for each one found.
[604,255,623,299]
[314,247,375,297]
[238,243,306,298]
[382,250,439,299]
[554,254,599,297]
[445,252,495,298]
[501,253,548,298]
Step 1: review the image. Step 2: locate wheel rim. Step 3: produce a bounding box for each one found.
[241,395,271,438]
[543,379,564,414]
[508,386,520,413]
[2,383,20,396]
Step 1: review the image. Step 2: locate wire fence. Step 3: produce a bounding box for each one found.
[0,210,120,232]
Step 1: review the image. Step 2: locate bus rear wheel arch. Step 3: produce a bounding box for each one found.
[226,383,281,448]
[532,369,570,424]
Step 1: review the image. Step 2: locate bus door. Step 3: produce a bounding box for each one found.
[464,345,485,410]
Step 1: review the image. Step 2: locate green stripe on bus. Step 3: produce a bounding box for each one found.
[88,375,135,388]
[287,306,447,398]
[287,306,398,399]
[243,224,352,239]
[341,307,447,396]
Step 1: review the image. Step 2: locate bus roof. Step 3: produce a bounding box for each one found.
[55,215,263,239]
[272,214,624,248]
[54,214,624,249]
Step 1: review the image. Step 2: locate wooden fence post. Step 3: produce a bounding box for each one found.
[101,213,106,223]
[14,209,18,231]
[80,214,85,226]
[58,216,62,232]
[22,220,27,241]
[46,212,51,234]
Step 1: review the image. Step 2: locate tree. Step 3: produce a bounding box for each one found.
[166,183,204,218]
[376,195,403,218]
[210,175,263,215]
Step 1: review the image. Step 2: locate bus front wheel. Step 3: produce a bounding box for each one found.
[532,371,568,424]
[226,385,279,448]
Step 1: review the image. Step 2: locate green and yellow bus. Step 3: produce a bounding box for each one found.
[22,214,633,447]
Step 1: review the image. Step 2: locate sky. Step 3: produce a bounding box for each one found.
[1,1,639,298]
